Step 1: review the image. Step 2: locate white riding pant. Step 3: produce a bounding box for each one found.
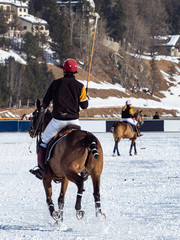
[120,118,137,126]
[41,118,80,147]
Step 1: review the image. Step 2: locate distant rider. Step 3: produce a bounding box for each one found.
[121,100,137,125]
[121,100,142,136]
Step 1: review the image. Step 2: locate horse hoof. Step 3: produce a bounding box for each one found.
[76,210,85,220]
[52,210,61,221]
[96,210,106,218]
[100,212,106,219]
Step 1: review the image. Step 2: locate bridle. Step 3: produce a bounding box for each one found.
[29,109,44,139]
[134,111,144,127]
[28,109,45,153]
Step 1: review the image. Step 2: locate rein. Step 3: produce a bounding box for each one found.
[28,111,44,153]
[34,112,44,138]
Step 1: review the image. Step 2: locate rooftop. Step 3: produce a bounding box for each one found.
[0,0,28,7]
[20,14,48,25]
[165,35,180,47]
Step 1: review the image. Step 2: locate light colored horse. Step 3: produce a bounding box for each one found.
[111,110,143,156]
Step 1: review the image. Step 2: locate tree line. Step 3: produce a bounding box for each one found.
[0,57,53,108]
[0,0,180,107]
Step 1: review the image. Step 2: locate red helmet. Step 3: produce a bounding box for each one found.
[60,58,78,73]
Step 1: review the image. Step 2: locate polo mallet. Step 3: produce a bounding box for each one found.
[86,12,100,95]
[135,125,146,149]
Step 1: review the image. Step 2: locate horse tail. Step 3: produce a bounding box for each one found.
[110,126,114,133]
[110,122,118,133]
[83,134,99,159]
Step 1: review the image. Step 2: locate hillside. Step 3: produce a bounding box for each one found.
[47,55,180,118]
[0,49,180,119]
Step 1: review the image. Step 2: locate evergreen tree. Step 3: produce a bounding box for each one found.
[29,0,73,62]
[0,37,9,49]
[28,1,35,15]
[51,9,74,63]
[94,0,126,42]
[0,64,10,107]
[29,0,44,13]
[94,0,111,19]
[30,0,60,37]
[23,59,53,104]
[0,9,8,35]
[22,32,39,60]
[109,0,126,42]
[173,6,180,34]
[164,0,180,34]
[5,57,25,107]
[42,0,60,36]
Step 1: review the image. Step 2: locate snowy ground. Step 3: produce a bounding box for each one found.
[0,132,180,240]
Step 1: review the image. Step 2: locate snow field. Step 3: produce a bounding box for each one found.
[0,132,180,240]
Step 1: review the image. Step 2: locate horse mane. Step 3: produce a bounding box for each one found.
[133,110,143,118]
[133,111,138,118]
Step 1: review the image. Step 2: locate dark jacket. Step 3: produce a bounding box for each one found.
[42,75,88,120]
[153,114,160,119]
[121,105,133,118]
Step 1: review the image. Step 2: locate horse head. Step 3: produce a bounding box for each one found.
[29,99,43,138]
[134,110,144,126]
[29,99,52,138]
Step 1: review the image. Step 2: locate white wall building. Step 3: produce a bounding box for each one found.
[0,0,49,38]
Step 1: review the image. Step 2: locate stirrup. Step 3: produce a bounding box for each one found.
[29,166,44,180]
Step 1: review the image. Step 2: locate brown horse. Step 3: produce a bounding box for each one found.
[29,100,105,222]
[111,110,143,156]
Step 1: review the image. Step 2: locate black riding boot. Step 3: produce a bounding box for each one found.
[131,125,143,137]
[136,126,143,137]
[29,146,46,180]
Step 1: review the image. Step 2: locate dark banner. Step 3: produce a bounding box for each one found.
[0,121,31,132]
[106,120,164,132]
[140,120,164,132]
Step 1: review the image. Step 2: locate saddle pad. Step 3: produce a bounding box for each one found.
[45,125,80,162]
[47,134,67,161]
[124,122,135,133]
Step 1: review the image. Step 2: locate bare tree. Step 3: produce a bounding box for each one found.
[137,0,169,54]
[122,0,169,54]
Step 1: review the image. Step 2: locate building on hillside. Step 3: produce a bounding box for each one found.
[57,0,79,12]
[57,0,96,35]
[154,35,180,57]
[0,0,49,38]
[19,15,49,37]
[165,35,180,57]
[57,0,95,13]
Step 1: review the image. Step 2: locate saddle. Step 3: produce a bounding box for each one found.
[126,122,142,137]
[121,121,136,133]
[128,123,136,133]
[33,124,89,182]
[45,124,81,163]
[45,124,89,183]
